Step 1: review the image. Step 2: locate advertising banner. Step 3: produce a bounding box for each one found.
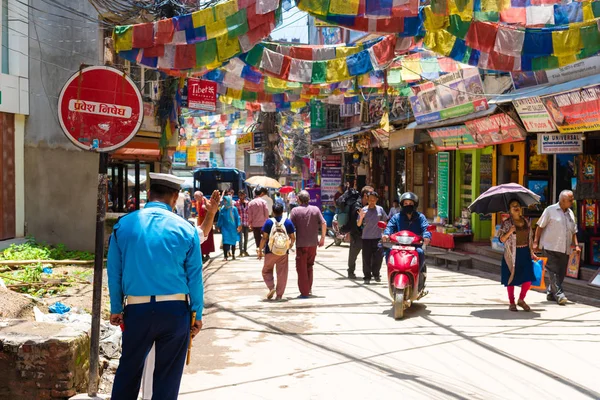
[465,114,527,146]
[237,132,253,152]
[186,145,197,167]
[511,56,600,89]
[538,134,583,154]
[321,155,342,205]
[409,67,488,124]
[311,100,326,129]
[428,125,479,150]
[197,143,211,162]
[173,151,186,168]
[188,78,217,111]
[437,152,450,219]
[540,85,600,133]
[306,187,322,209]
[513,97,557,133]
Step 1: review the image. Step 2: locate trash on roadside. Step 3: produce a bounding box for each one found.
[42,267,53,274]
[48,301,71,314]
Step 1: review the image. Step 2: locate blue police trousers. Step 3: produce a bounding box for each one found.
[112,299,190,400]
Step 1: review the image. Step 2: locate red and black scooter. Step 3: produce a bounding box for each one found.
[378,221,428,320]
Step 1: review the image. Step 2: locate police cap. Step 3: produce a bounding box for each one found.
[149,173,185,191]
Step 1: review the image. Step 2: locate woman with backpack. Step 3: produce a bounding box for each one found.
[217,195,241,261]
[258,203,296,300]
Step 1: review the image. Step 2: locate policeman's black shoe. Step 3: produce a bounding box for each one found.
[348,272,357,279]
[363,278,371,285]
[374,276,382,283]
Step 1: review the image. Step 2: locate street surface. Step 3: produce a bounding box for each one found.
[180,236,600,400]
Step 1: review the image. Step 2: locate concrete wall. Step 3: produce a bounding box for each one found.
[25,0,102,250]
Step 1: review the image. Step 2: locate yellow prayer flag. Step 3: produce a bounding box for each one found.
[329,0,359,15]
[228,88,243,100]
[326,59,350,82]
[192,8,215,27]
[558,54,578,66]
[448,0,474,20]
[113,27,133,52]
[215,0,238,20]
[423,7,450,31]
[206,20,228,39]
[401,59,422,81]
[380,112,390,133]
[336,46,360,58]
[291,101,307,111]
[220,95,233,105]
[480,0,499,13]
[552,28,582,57]
[424,30,456,57]
[267,76,288,89]
[216,34,241,60]
[583,2,594,21]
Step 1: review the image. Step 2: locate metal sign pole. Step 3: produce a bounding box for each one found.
[88,152,109,396]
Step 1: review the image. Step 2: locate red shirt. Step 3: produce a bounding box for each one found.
[290,205,325,248]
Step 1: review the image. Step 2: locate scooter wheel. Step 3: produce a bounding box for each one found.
[393,289,405,320]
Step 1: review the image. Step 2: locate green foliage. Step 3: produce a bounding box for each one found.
[0,238,94,261]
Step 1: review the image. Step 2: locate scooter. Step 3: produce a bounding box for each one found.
[378,221,427,320]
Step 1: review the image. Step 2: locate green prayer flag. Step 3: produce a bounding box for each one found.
[232,100,246,109]
[311,61,327,84]
[242,91,257,101]
[300,0,330,16]
[474,11,499,22]
[310,100,326,129]
[226,9,248,39]
[448,15,471,40]
[195,39,218,66]
[245,44,264,67]
[532,55,559,71]
[580,25,600,56]
[592,1,600,17]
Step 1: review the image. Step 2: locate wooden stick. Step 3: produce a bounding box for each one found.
[186,311,197,365]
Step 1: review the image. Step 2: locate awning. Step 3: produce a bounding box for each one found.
[110,140,161,162]
[312,124,376,143]
[406,105,497,130]
[492,74,600,104]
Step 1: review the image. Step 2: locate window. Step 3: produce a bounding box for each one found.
[2,0,8,74]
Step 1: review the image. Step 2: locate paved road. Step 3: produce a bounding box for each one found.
[180,237,600,400]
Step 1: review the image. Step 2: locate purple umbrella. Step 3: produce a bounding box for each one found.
[468,183,541,214]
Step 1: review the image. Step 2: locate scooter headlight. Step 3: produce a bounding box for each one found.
[396,236,414,245]
[410,256,418,266]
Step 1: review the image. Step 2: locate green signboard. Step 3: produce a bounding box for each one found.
[311,100,326,129]
[437,152,450,219]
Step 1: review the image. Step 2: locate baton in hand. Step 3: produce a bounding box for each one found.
[186,311,197,365]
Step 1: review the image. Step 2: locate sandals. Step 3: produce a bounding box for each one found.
[509,303,517,312]
[517,300,531,312]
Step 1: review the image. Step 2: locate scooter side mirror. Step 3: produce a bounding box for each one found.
[377,221,387,229]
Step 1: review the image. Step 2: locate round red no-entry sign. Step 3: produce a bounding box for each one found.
[58,66,144,152]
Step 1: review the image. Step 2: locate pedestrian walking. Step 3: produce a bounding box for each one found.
[388,200,401,219]
[533,190,580,305]
[195,191,216,263]
[288,190,298,212]
[290,190,327,298]
[184,191,192,221]
[217,195,241,261]
[347,186,373,279]
[258,203,296,301]
[235,190,250,257]
[107,173,204,400]
[357,191,388,284]
[265,191,274,217]
[248,186,270,255]
[175,190,186,218]
[275,191,286,212]
[498,200,539,312]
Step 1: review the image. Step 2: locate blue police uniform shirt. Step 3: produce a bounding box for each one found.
[107,201,204,317]
[384,211,431,239]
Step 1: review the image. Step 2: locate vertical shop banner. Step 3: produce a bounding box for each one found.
[237,132,253,152]
[311,100,326,129]
[513,97,557,132]
[306,188,322,209]
[465,114,526,146]
[540,86,600,133]
[409,67,488,124]
[187,145,198,167]
[173,151,187,168]
[437,152,450,219]
[253,131,264,150]
[538,134,583,154]
[188,78,217,111]
[197,144,211,162]
[321,155,342,205]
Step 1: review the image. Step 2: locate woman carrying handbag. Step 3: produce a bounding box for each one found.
[498,199,540,312]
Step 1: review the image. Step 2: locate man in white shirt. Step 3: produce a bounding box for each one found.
[533,190,580,305]
[264,191,274,217]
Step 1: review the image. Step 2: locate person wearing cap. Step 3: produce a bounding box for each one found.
[108,172,207,400]
[357,191,388,284]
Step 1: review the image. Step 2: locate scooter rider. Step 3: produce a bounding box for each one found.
[382,192,431,286]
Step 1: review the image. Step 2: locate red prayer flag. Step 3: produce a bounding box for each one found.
[143,45,165,58]
[372,35,397,63]
[174,44,196,69]
[465,21,498,53]
[290,47,314,60]
[133,23,154,48]
[487,50,515,71]
[155,19,175,45]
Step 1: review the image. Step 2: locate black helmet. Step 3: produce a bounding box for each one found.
[399,192,419,208]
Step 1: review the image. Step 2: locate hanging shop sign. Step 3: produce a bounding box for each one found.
[371,129,390,149]
[237,131,253,152]
[249,152,264,167]
[331,136,352,153]
[197,144,211,162]
[311,100,326,129]
[186,145,198,167]
[253,131,264,149]
[540,85,600,133]
[321,155,342,205]
[409,68,488,125]
[428,125,479,150]
[58,66,143,152]
[513,97,557,133]
[465,114,526,146]
[173,151,187,168]
[188,79,218,111]
[389,129,415,149]
[437,152,450,219]
[537,134,583,154]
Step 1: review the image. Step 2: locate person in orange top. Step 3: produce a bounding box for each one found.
[195,191,215,262]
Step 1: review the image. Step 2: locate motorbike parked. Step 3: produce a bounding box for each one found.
[327,214,351,247]
[378,221,427,320]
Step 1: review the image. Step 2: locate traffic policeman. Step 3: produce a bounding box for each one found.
[108,172,204,400]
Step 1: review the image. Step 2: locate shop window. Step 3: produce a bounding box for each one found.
[460,153,473,212]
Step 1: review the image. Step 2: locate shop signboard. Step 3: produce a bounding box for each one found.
[513,97,557,133]
[538,134,583,154]
[321,155,342,205]
[540,85,600,133]
[237,132,253,152]
[306,187,322,209]
[371,129,390,149]
[186,145,197,167]
[249,152,264,166]
[253,131,264,149]
[187,78,217,111]
[511,56,600,89]
[437,152,450,219]
[197,144,211,162]
[409,67,488,125]
[311,100,326,129]
[173,151,186,168]
[465,113,526,146]
[428,125,479,150]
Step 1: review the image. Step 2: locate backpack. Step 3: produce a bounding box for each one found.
[268,218,291,256]
[337,189,360,234]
